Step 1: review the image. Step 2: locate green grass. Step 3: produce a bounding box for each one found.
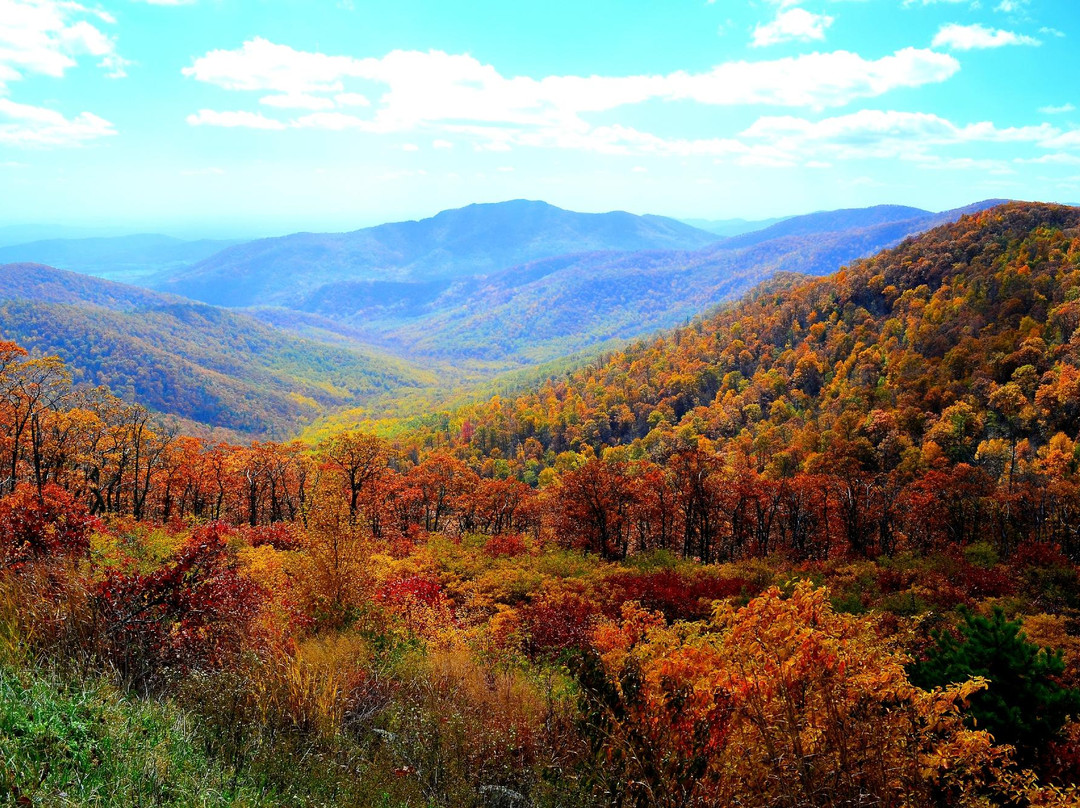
[0,663,277,807]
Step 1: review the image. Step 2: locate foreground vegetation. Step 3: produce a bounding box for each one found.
[2,202,1080,805]
[2,505,1079,806]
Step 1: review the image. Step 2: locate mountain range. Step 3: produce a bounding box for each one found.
[0,234,240,285]
[376,200,1080,473]
[0,197,1017,435]
[152,200,720,308]
[225,199,1006,365]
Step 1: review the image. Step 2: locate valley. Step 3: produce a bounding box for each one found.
[0,197,1009,437]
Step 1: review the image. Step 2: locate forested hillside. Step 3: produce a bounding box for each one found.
[393,202,1080,471]
[0,264,434,436]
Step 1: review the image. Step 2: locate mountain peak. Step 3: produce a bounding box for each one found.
[155,201,719,308]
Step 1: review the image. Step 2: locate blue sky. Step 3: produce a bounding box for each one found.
[0,0,1077,236]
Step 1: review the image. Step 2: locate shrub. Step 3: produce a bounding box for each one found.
[580,583,1018,808]
[607,569,750,622]
[92,523,262,691]
[0,484,95,569]
[520,590,599,660]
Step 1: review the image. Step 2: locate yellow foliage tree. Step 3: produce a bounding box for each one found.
[582,582,1037,808]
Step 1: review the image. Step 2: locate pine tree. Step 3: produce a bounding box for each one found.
[911,607,1080,765]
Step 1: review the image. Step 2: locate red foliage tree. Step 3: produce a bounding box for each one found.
[0,483,94,568]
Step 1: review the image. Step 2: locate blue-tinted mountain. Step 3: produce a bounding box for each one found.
[261,200,1008,365]
[0,224,133,248]
[718,204,932,249]
[680,216,789,238]
[154,200,720,308]
[0,234,240,284]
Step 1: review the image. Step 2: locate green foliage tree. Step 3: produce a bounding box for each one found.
[911,607,1080,765]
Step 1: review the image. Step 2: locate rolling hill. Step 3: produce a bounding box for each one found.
[0,263,434,437]
[152,200,721,308]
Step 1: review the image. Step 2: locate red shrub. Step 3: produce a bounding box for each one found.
[1040,723,1080,788]
[917,571,970,611]
[608,569,750,622]
[92,522,261,690]
[485,533,527,558]
[378,574,446,611]
[1012,542,1072,570]
[0,484,95,568]
[239,522,300,550]
[521,590,599,659]
[956,562,1016,599]
[876,567,915,594]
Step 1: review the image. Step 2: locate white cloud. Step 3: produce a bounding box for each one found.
[181,40,972,167]
[291,111,377,131]
[739,109,1059,164]
[0,97,115,146]
[180,166,225,175]
[186,108,287,129]
[932,23,1039,50]
[183,41,961,155]
[665,49,958,108]
[182,38,371,94]
[995,0,1029,12]
[0,0,125,87]
[401,142,418,151]
[1043,130,1080,150]
[334,92,369,107]
[131,0,197,4]
[1016,153,1080,166]
[913,155,1017,174]
[1040,103,1075,114]
[432,138,453,149]
[259,93,336,110]
[0,1,123,146]
[752,9,833,48]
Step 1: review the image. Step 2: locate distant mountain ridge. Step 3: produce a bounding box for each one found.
[247,199,1011,365]
[680,216,789,238]
[153,200,721,307]
[0,234,240,284]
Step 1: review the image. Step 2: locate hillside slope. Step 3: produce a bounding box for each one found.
[0,264,433,436]
[155,200,719,308]
[383,202,1080,479]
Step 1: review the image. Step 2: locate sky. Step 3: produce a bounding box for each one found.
[0,0,1077,237]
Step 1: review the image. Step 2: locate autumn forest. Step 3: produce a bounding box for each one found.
[0,202,1078,807]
